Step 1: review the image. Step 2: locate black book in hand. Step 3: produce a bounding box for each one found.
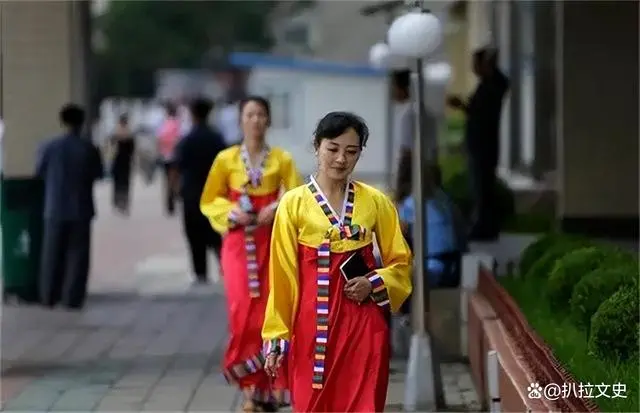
[339,251,374,282]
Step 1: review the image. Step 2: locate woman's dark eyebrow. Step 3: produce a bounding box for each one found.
[326,142,360,149]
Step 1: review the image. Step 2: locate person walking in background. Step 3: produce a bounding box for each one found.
[36,104,104,310]
[200,96,302,411]
[447,47,509,240]
[157,103,181,216]
[262,111,412,412]
[110,114,136,215]
[177,97,193,137]
[216,95,243,146]
[215,67,247,146]
[174,97,227,285]
[391,69,439,204]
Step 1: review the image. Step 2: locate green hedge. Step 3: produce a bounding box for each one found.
[505,234,640,410]
[570,264,639,330]
[502,274,639,412]
[524,237,592,279]
[518,233,563,275]
[547,246,636,308]
[588,286,639,362]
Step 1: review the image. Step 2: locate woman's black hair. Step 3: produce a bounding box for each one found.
[239,95,271,120]
[313,111,369,149]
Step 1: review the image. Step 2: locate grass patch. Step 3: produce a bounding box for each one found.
[501,275,639,412]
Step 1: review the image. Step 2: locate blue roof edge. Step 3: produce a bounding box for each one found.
[228,52,385,78]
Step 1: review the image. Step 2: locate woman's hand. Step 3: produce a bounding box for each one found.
[256,206,276,226]
[232,209,253,226]
[264,352,284,377]
[344,276,373,303]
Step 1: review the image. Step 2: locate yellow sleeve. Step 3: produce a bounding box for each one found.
[200,155,237,234]
[369,192,413,314]
[281,152,304,191]
[262,192,300,355]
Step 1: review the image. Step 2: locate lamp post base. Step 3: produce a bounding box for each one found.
[403,331,437,411]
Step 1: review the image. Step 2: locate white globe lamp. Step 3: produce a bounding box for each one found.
[424,61,452,85]
[369,42,391,69]
[387,11,443,58]
[369,42,412,71]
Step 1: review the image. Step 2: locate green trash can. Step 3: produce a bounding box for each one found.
[1,177,44,303]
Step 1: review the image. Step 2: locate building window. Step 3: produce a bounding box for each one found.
[263,89,291,130]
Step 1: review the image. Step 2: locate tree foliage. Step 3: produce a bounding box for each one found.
[94,0,283,97]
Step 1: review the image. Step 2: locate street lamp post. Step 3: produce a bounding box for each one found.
[387,5,445,411]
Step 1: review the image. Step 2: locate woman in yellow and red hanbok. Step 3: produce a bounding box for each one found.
[262,111,413,412]
[200,96,302,411]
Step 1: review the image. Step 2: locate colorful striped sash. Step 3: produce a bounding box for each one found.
[238,146,269,298]
[306,178,366,390]
[244,220,260,298]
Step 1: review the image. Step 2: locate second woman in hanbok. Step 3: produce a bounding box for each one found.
[200,96,302,411]
[262,111,413,412]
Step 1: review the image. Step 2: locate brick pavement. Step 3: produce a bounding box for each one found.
[1,177,480,412]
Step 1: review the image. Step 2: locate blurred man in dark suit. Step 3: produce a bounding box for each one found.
[174,97,227,284]
[448,47,509,240]
[36,104,104,309]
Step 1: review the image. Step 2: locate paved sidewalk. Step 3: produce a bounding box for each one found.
[2,289,236,412]
[2,294,481,412]
[1,178,480,412]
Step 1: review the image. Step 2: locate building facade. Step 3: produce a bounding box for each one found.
[0,1,637,239]
[0,1,91,177]
[270,1,390,64]
[484,0,639,238]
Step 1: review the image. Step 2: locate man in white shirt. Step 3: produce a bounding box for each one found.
[392,69,438,203]
[178,101,192,137]
[215,101,242,146]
